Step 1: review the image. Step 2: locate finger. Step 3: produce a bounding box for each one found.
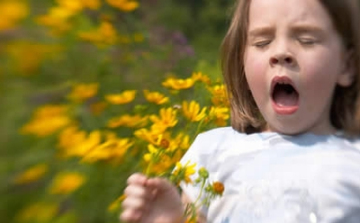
[124,184,150,198]
[120,209,142,223]
[127,173,148,186]
[124,185,155,202]
[122,196,148,211]
[146,177,174,192]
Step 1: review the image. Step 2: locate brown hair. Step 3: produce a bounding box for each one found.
[221,0,360,136]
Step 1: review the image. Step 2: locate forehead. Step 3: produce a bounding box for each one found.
[248,0,334,30]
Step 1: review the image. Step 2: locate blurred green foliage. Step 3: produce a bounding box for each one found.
[0,0,232,222]
[152,0,233,61]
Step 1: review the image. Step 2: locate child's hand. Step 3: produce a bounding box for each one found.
[120,173,185,223]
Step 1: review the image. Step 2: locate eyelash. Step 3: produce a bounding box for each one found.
[252,38,317,48]
[253,40,271,48]
[298,38,317,45]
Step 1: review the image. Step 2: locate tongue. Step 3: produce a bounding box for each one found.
[273,90,298,107]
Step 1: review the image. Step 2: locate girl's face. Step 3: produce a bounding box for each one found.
[244,0,353,135]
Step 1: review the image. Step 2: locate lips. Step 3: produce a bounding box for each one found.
[271,76,299,115]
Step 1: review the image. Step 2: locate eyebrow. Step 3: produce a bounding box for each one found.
[247,25,326,38]
[290,25,326,36]
[248,27,274,38]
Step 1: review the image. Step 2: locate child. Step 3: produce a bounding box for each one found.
[120,0,360,222]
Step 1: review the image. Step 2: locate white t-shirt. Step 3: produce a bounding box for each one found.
[180,127,360,223]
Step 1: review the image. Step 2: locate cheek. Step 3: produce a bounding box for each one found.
[244,54,268,102]
[300,52,341,87]
[299,53,342,106]
[244,53,267,83]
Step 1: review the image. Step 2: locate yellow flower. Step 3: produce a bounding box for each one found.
[57,0,83,13]
[49,172,86,195]
[38,0,101,34]
[108,194,126,212]
[33,104,68,117]
[48,6,75,19]
[143,144,159,163]
[162,77,195,90]
[58,125,86,151]
[107,114,148,128]
[58,0,101,11]
[78,21,117,46]
[212,181,225,195]
[208,106,230,119]
[148,132,189,152]
[150,107,178,130]
[60,130,101,158]
[98,21,117,42]
[20,105,71,137]
[106,0,139,12]
[171,162,196,185]
[16,202,58,222]
[186,217,198,223]
[172,133,190,150]
[36,6,75,34]
[0,1,28,31]
[81,133,133,163]
[208,106,230,126]
[68,83,98,102]
[6,42,62,75]
[191,72,211,85]
[158,137,170,149]
[14,164,48,184]
[208,84,229,106]
[150,155,176,176]
[105,90,136,104]
[143,144,179,176]
[134,125,165,144]
[182,100,207,122]
[143,90,169,105]
[21,117,69,137]
[81,0,101,10]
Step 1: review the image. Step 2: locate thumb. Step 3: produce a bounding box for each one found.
[145,177,183,209]
[145,177,175,192]
[145,177,181,198]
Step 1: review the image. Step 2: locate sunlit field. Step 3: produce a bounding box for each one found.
[0,0,232,222]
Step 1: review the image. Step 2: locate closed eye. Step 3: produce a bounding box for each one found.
[298,38,317,46]
[253,40,271,48]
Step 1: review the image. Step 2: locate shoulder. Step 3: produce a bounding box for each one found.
[181,127,265,171]
[189,127,254,155]
[180,127,243,164]
[194,127,242,143]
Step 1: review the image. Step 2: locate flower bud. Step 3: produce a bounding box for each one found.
[198,167,209,179]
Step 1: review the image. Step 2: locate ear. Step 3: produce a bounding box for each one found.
[337,49,355,87]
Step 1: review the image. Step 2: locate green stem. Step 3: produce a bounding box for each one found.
[183,121,190,135]
[194,119,205,139]
[193,178,206,206]
[145,159,153,176]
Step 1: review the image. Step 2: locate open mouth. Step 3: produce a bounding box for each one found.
[272,83,299,106]
[271,77,299,114]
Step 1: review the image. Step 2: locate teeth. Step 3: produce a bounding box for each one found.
[278,81,289,85]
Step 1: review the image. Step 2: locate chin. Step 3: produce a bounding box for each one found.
[267,124,308,136]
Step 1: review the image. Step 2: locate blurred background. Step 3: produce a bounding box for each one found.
[0,0,233,222]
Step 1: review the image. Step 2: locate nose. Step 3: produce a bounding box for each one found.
[269,39,296,67]
[270,53,295,67]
